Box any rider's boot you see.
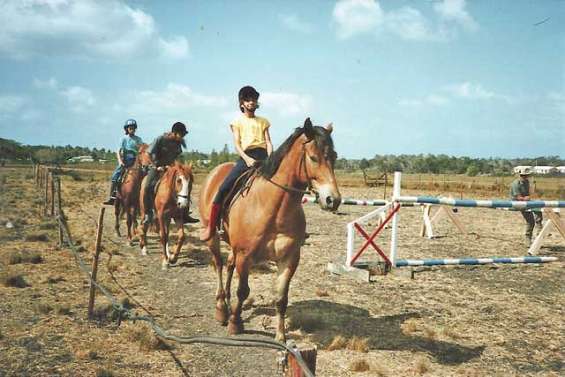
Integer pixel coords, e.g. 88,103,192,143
182,209,200,225
102,181,118,205
199,203,221,241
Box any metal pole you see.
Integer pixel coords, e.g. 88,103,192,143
88,207,105,319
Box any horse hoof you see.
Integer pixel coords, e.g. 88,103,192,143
128,240,133,247
215,305,229,325
227,320,244,335
169,254,179,265
141,246,147,256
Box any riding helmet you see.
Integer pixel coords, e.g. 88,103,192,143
171,122,188,136
123,118,137,130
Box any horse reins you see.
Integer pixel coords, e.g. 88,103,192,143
263,139,315,196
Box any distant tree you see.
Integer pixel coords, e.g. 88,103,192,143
466,164,480,176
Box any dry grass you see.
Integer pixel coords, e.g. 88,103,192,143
401,318,418,335
326,335,348,351
123,323,169,351
1,273,29,288
413,356,431,375
423,326,437,340
441,326,461,339
288,311,322,332
315,287,329,297
23,232,49,242
34,302,53,314
349,358,370,372
347,336,369,352
95,369,114,377
3,250,43,265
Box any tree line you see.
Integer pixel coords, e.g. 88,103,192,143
1,138,563,176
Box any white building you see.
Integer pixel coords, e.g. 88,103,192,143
68,155,94,163
532,166,557,175
556,166,565,174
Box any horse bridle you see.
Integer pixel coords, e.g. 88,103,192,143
263,139,315,196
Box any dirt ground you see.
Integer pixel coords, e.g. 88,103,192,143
0,167,563,377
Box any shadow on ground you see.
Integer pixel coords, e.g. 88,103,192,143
275,299,485,365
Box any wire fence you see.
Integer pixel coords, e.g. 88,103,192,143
34,164,315,377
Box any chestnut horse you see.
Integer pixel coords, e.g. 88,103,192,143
199,118,341,342
114,144,150,245
139,161,194,269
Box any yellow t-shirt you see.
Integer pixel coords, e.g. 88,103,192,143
231,115,270,152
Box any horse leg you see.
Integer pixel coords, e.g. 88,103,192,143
138,221,149,256
224,252,235,308
114,201,121,237
126,207,134,246
274,252,300,343
209,236,229,325
158,214,169,270
228,254,250,335
169,217,184,265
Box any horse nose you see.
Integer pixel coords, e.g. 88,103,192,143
326,195,341,211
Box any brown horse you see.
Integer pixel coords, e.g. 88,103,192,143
114,144,150,246
199,118,341,342
139,161,194,269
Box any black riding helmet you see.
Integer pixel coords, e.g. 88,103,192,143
123,118,137,130
238,86,259,112
171,122,188,136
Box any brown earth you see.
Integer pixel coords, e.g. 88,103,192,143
0,167,563,377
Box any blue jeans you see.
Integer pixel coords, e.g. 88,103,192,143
213,148,268,204
110,154,136,182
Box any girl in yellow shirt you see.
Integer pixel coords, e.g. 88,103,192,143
200,86,273,241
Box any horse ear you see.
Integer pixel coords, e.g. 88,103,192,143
304,117,314,138
325,122,333,134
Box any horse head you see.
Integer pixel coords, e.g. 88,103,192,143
172,161,194,208
301,118,341,212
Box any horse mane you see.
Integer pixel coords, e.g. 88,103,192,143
166,161,194,183
258,125,336,179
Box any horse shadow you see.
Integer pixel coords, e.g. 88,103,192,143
249,299,484,366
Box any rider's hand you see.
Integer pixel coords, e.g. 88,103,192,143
156,166,164,172
244,157,256,168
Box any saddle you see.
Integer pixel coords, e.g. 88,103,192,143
217,167,259,230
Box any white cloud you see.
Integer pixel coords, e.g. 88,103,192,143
61,86,96,112
33,77,59,90
444,82,508,101
128,83,228,116
0,0,189,60
434,0,478,32
332,0,477,41
260,92,312,117
333,0,383,40
279,14,314,33
385,7,443,42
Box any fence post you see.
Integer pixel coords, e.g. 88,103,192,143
286,344,317,377
44,168,50,215
56,177,63,247
88,207,105,319
50,171,55,217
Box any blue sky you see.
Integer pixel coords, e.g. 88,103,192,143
0,0,563,159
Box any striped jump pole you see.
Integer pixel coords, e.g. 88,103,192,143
303,196,389,206
393,196,565,209
388,172,560,269
396,256,558,267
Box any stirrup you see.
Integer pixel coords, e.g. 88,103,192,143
103,197,115,205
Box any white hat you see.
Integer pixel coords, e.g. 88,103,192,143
517,167,532,175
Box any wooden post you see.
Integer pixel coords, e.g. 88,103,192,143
56,177,63,247
88,207,105,319
50,172,55,217
44,168,49,215
286,344,317,377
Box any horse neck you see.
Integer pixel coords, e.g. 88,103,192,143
268,138,308,192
